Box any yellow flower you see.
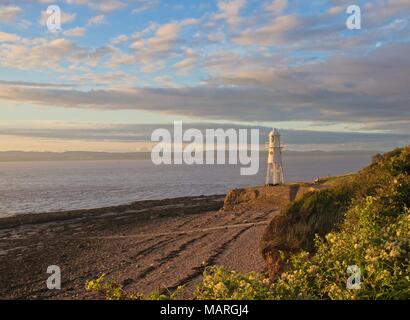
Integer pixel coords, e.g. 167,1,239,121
214,282,227,293
307,266,317,273
389,248,400,258
366,264,376,274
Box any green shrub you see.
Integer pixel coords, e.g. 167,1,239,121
85,274,127,300
195,266,274,300
85,274,182,300
261,179,356,264
271,193,410,299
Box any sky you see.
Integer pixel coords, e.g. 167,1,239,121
0,0,409,152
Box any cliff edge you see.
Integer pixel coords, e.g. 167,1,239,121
223,184,317,213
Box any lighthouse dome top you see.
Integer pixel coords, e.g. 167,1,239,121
269,128,280,136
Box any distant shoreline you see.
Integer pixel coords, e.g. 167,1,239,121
0,150,379,162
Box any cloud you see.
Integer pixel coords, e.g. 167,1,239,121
0,38,74,70
0,5,22,23
86,14,106,26
145,22,182,54
265,0,288,15
0,16,142,72
0,36,111,71
132,0,160,14
66,0,126,12
326,6,344,16
90,0,126,12
110,34,129,45
1,41,409,130
1,122,408,152
0,80,75,88
128,22,182,72
129,18,199,72
213,0,247,28
105,47,135,68
154,76,175,88
63,27,86,37
233,15,300,45
64,71,138,86
365,0,410,21
173,48,198,73
0,31,20,42
207,32,225,43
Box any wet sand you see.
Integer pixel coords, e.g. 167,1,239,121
0,195,278,299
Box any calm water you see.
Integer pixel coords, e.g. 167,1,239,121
0,152,374,217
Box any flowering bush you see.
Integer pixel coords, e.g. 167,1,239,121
85,274,126,300
85,274,181,300
195,266,274,300
271,192,410,299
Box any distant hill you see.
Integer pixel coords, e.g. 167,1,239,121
0,151,151,162
0,150,378,162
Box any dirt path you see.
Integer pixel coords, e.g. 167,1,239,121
0,195,278,299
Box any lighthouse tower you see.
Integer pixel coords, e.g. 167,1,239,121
266,128,285,185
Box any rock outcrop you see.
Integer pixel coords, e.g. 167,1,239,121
223,184,316,213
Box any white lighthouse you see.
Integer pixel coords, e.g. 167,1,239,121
266,128,285,185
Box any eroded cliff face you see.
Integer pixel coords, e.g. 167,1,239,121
223,183,349,278
222,184,318,278
223,184,315,213
260,182,355,279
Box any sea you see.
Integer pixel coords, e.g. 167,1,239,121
0,151,375,217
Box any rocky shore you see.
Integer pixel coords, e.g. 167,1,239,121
0,185,313,299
